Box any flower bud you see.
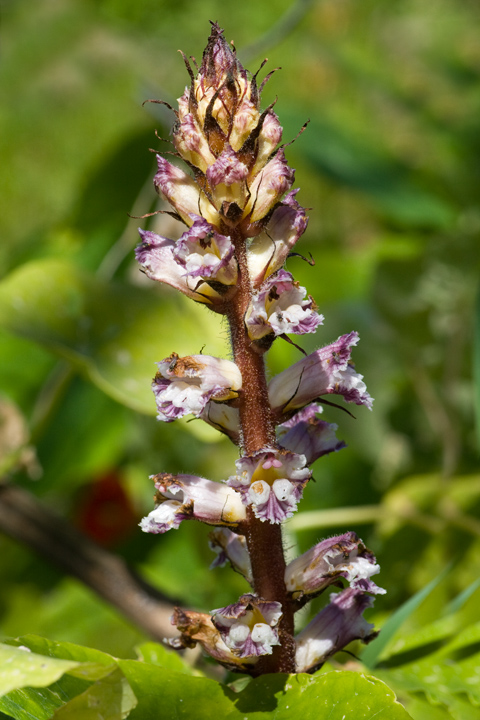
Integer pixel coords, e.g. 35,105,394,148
211,594,282,658
139,473,246,534
269,332,373,418
227,448,311,523
152,353,241,422
295,588,378,673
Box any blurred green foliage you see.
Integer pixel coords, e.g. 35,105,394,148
0,0,479,716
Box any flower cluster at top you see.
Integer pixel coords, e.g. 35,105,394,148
136,23,381,675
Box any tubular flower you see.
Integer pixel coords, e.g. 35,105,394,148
227,449,311,523
152,353,242,422
209,528,253,585
199,401,240,444
247,190,309,288
278,403,346,465
136,229,227,305
173,214,238,287
268,331,373,418
211,594,282,658
139,473,246,534
169,608,256,672
295,588,378,673
285,532,386,601
244,269,323,345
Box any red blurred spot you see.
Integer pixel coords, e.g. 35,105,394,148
75,471,138,547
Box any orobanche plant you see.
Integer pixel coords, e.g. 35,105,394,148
137,22,383,676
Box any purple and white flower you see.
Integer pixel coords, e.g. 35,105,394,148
295,587,378,673
152,352,242,422
211,594,282,658
269,331,373,417
227,449,311,523
278,403,345,465
244,269,323,343
209,528,252,584
285,532,385,600
136,229,229,305
139,473,246,534
247,189,309,287
172,113,216,173
173,214,238,286
206,144,249,211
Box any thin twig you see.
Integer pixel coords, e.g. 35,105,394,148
0,481,177,642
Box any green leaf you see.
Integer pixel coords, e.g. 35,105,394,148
0,643,78,697
0,260,225,414
134,642,194,675
52,668,137,720
116,662,412,720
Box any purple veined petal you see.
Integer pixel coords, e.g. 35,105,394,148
268,332,373,417
152,352,242,422
211,594,282,658
139,473,246,534
244,149,295,224
227,449,311,523
295,587,378,673
278,403,346,465
209,528,253,584
247,190,309,288
284,532,385,599
135,229,224,304
154,155,219,226
170,607,256,672
173,214,238,286
245,269,323,342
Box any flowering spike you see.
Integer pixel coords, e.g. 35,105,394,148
137,25,382,678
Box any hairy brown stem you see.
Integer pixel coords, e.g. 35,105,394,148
226,229,295,674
